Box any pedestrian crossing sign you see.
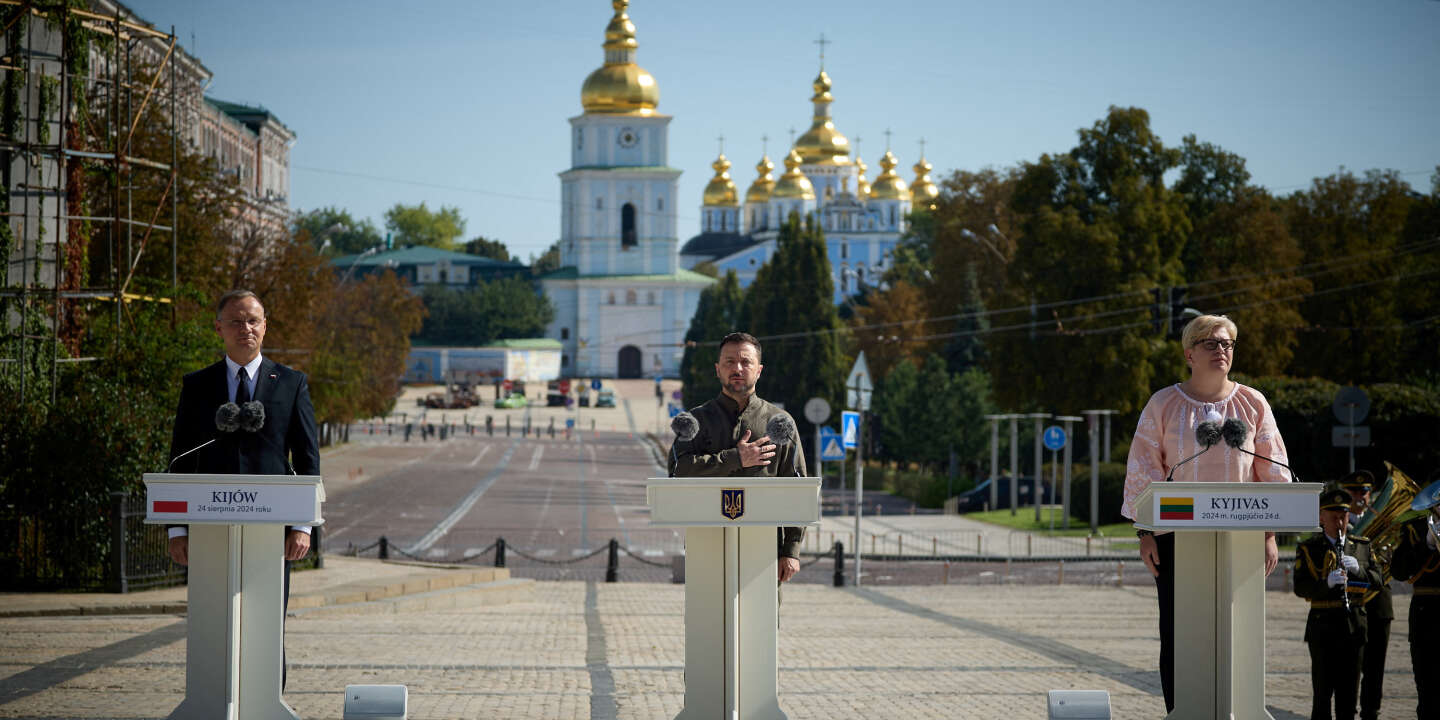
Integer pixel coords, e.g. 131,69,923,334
820,428,846,461
841,411,860,449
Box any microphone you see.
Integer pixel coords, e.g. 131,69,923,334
671,411,699,442
1221,418,1299,482
239,401,265,432
215,402,241,432
765,413,797,447
1164,421,1222,482
168,438,218,471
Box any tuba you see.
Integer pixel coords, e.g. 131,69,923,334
1352,461,1423,603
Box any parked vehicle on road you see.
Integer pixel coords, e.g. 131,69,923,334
594,388,616,408
494,393,528,409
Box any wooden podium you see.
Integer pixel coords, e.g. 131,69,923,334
1132,481,1322,720
144,472,325,720
647,477,821,720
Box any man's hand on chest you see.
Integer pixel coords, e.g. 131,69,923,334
736,430,776,468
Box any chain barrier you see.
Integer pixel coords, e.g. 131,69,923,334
386,541,498,566
347,539,382,557
618,545,672,568
797,551,829,570
507,543,610,565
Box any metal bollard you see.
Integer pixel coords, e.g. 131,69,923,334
313,525,324,569
379,536,389,560
495,538,506,568
1058,560,1065,585
487,416,494,436
833,541,846,587
943,561,950,585
1117,561,1125,587
606,539,619,583
506,417,511,436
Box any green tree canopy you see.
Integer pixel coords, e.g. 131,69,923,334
530,241,562,277
384,202,466,250
678,270,745,409
415,278,555,346
294,207,384,257
463,236,511,262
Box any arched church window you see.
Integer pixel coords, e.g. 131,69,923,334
621,203,638,248
647,291,656,305
889,206,895,226
596,197,604,210
841,242,848,260
657,197,664,211
626,289,637,305
576,128,583,150
561,327,570,340
857,267,865,285
608,292,616,305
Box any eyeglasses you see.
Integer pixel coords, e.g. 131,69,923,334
224,318,265,330
1193,339,1235,352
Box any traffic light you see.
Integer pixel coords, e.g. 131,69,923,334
1151,287,1166,335
1168,285,1191,339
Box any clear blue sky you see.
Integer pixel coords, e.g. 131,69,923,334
127,0,1440,262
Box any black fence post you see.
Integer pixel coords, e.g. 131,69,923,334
506,417,511,436
487,415,493,436
110,492,128,594
833,541,845,587
312,525,324,569
606,538,619,583
495,537,507,568
379,536,389,560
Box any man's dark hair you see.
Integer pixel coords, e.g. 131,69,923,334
216,289,263,319
718,331,761,362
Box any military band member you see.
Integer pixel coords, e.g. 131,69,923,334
1294,486,1382,720
1341,470,1392,720
1389,472,1440,720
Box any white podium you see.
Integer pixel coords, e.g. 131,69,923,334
646,477,821,720
144,472,325,720
1132,481,1321,720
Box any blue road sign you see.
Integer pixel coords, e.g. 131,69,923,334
566,418,576,429
591,378,602,391
841,411,860,449
654,374,663,384
1043,425,1068,451
668,403,681,418
820,427,847,461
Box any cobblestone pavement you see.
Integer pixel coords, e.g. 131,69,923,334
0,582,1418,719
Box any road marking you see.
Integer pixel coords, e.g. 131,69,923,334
535,549,556,557
467,446,492,467
402,440,519,556
528,444,545,471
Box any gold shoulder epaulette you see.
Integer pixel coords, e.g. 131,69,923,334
1352,535,1371,544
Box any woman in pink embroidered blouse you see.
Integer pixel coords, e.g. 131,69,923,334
1121,314,1291,712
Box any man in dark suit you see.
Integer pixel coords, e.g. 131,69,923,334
167,289,319,687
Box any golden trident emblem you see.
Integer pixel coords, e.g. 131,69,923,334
721,488,744,520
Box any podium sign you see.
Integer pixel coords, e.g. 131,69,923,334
144,473,324,720
1134,481,1321,720
647,477,820,720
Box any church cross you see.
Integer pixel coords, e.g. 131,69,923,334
761,134,769,155
884,128,892,151
919,137,926,158
814,33,830,69
717,134,725,155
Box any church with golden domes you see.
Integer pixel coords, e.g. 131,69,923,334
680,66,940,304
537,0,714,378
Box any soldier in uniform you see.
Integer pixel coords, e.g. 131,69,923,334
670,332,806,582
1389,472,1440,720
1294,485,1382,720
1340,470,1392,720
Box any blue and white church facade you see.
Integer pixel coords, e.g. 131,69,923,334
679,70,942,305
538,0,712,378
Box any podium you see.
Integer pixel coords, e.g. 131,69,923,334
144,472,325,720
646,477,821,720
1132,481,1321,720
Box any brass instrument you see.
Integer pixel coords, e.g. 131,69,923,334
1351,461,1423,603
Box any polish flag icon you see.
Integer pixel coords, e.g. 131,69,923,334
153,500,187,513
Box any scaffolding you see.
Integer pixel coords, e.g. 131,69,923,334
0,0,181,406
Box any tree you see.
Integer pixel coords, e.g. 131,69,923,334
414,278,554,346
847,279,932,380
384,202,465,249
925,167,1021,326
942,263,990,374
463,236,511,262
294,207,383,257
678,270,745,409
744,213,845,443
531,241,562,276
1281,170,1414,382
988,106,1191,415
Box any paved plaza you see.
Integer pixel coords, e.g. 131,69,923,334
0,570,1420,719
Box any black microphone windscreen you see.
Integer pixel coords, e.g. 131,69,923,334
240,401,266,432
1222,418,1248,449
766,413,797,446
671,411,699,442
215,402,241,432
1195,421,1222,448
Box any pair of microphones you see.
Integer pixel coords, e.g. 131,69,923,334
670,410,797,446
1165,416,1299,482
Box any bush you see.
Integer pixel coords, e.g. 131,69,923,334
1065,461,1129,527
879,463,977,509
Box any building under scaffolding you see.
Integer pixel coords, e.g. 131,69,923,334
0,0,293,406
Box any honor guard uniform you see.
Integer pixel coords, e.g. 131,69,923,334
1294,486,1382,720
1389,474,1440,720
1341,470,1392,720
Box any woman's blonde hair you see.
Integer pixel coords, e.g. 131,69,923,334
1181,314,1238,349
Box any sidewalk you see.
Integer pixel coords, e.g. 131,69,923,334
0,555,532,619
0,581,1417,719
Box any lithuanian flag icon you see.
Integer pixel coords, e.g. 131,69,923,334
1159,497,1194,520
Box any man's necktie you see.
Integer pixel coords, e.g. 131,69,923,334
236,367,250,404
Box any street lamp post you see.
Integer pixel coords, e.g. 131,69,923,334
960,227,1006,263
340,246,381,285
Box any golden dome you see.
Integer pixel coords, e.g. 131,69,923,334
745,155,776,204
580,1,659,115
855,156,871,197
910,156,939,208
702,154,738,206
792,70,851,166
770,150,815,200
868,151,909,200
